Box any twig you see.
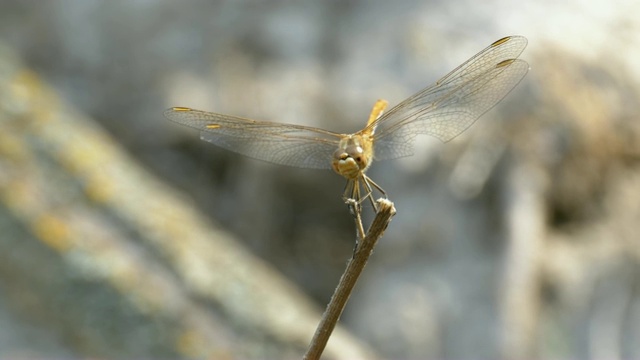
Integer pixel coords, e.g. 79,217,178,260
304,199,396,360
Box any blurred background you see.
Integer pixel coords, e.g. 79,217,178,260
1,0,639,359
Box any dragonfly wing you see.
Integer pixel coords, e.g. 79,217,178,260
429,36,527,95
371,36,529,160
164,108,341,169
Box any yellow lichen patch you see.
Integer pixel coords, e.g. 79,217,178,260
57,147,93,175
9,70,41,110
0,132,28,161
32,214,72,251
84,173,115,204
0,179,34,213
56,136,113,177
12,70,61,124
176,329,209,359
110,263,142,296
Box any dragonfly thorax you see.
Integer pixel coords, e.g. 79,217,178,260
331,134,373,180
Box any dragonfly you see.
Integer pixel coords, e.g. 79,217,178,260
165,35,529,212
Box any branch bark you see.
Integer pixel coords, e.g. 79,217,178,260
304,199,396,360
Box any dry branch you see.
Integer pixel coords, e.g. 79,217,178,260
305,199,396,360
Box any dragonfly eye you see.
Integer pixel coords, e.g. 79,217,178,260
345,144,363,156
343,144,369,169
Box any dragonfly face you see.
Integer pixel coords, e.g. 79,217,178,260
165,35,529,210
331,134,374,180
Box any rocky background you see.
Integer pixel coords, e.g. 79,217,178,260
0,1,639,359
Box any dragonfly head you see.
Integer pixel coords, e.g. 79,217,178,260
331,135,373,180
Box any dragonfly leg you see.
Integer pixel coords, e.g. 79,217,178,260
351,179,363,215
360,176,379,212
361,174,388,213
343,180,365,243
364,175,387,199
342,179,353,203
343,180,362,216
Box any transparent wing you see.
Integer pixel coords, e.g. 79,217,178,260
164,108,342,169
370,35,529,160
